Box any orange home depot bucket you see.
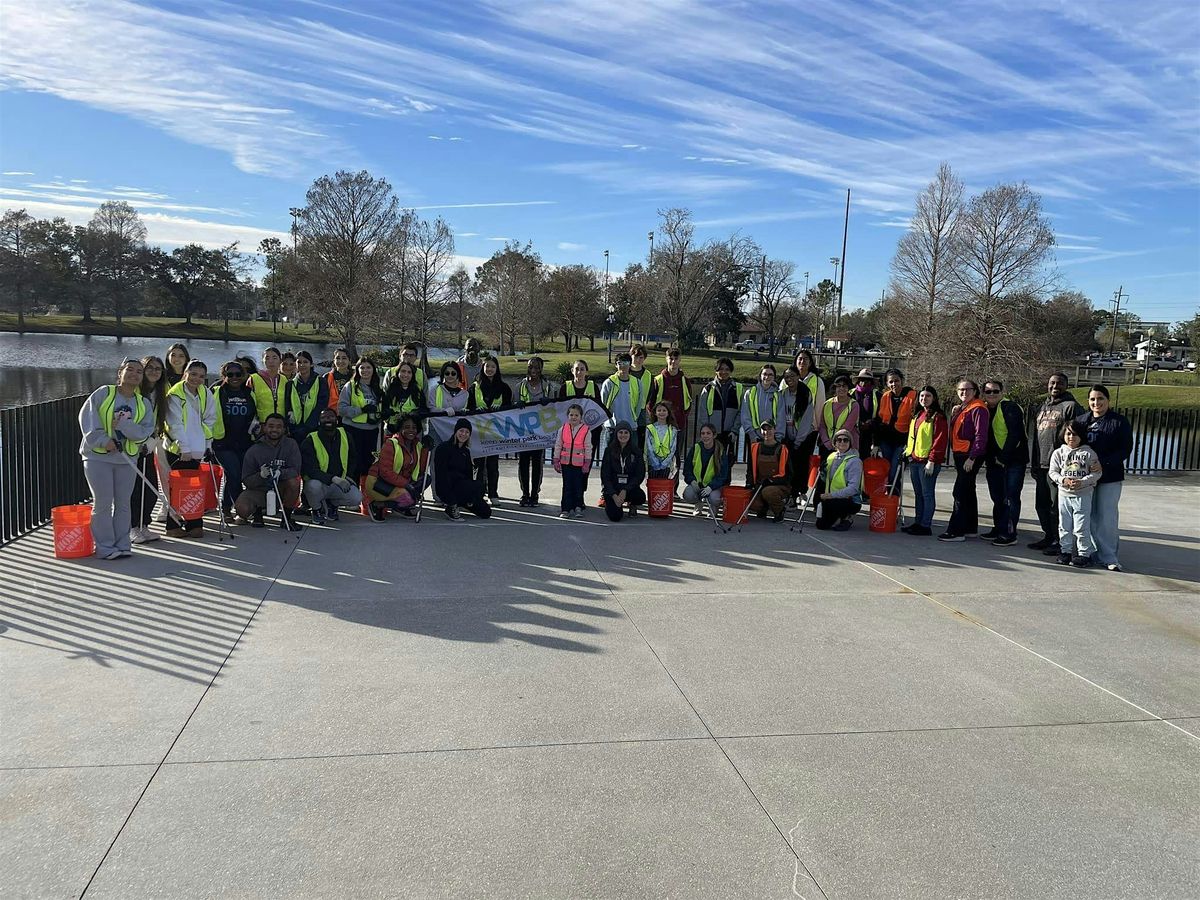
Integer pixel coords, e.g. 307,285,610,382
869,492,900,533
646,478,674,518
722,485,752,525
862,457,889,497
169,469,207,521
198,462,224,511
52,504,94,559
807,454,822,490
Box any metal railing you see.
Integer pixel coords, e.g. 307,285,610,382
1123,406,1200,474
1,394,90,546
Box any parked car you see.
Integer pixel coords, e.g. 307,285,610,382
734,340,770,352
1148,357,1187,371
863,347,888,357
1091,356,1125,368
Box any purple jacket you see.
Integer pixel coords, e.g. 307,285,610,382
951,402,989,460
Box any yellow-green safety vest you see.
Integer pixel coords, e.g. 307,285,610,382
605,374,641,413
289,377,321,427
654,372,691,411
746,386,778,430
346,382,372,424
472,382,504,410
824,452,858,493
563,380,598,400
691,444,717,486
249,372,290,422
646,424,676,461
519,379,550,402
906,413,937,460
822,399,851,437
95,386,148,456
165,380,213,454
306,429,349,475
705,381,742,415
386,437,423,478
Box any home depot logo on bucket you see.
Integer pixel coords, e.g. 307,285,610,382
177,488,205,519
58,526,86,554
870,504,888,530
650,491,671,513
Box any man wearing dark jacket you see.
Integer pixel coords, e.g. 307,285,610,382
1027,373,1084,554
236,413,303,530
301,408,362,525
982,380,1028,545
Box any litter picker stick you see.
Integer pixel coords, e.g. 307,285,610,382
790,454,822,533
208,460,232,541
736,482,765,532
120,450,185,526
703,492,729,534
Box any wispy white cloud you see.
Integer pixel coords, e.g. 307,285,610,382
1057,248,1157,268
486,236,511,242
694,208,836,229
2,171,34,176
454,231,479,237
543,161,756,196
409,201,555,210
557,241,586,251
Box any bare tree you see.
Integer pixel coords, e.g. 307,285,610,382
406,214,454,344
293,170,403,360
88,200,147,329
0,209,34,330
946,181,1056,378
445,266,473,348
745,256,799,356
473,242,541,354
884,162,964,378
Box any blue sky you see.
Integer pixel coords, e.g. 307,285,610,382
1,0,1197,323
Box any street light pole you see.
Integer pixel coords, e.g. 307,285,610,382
604,250,611,361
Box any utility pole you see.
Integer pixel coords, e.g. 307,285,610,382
758,254,768,354
1108,285,1125,355
836,188,850,325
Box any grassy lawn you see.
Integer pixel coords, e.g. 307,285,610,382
1109,384,1200,410
0,313,332,343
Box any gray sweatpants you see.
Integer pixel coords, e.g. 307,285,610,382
304,478,363,509
83,457,138,556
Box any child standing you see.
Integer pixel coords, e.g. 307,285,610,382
1048,420,1102,567
553,404,592,519
644,402,678,480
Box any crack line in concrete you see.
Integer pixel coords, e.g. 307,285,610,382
802,531,1200,745
76,532,305,899
569,535,829,900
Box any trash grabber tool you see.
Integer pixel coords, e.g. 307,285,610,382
120,450,185,526
790,453,822,532
207,460,232,541
703,492,729,534
736,482,765,532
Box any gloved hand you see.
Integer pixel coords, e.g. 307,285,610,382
363,402,378,415
924,461,935,476
202,448,215,464
259,464,272,480
700,486,712,499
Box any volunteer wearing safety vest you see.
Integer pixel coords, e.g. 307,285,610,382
648,348,692,464
247,347,295,425
364,413,429,521
427,362,469,420
468,355,512,503
644,402,678,479
381,361,426,431
433,418,492,522
793,350,826,459
940,379,989,542
211,360,256,520
164,359,218,539
697,358,741,464
981,379,1029,546
78,359,155,559
741,364,782,444
601,354,642,451
516,356,556,506
853,369,881,459
902,385,948,536
553,403,593,518
382,343,429,402
130,355,168,545
324,348,353,410
746,418,790,521
872,368,917,493
780,365,814,500
458,338,485,388
338,357,384,480
301,408,362,525
682,423,731,517
289,350,328,445
817,375,860,455
237,413,303,531
600,421,645,521
816,429,864,531
628,343,653,447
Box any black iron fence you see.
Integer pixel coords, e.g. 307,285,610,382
1,393,90,546
1,388,1197,546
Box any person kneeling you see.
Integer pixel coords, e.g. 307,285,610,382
601,421,645,521
433,418,491,522
682,423,729,517
816,429,863,531
301,408,362,525
366,414,429,521
746,419,790,522
236,413,303,531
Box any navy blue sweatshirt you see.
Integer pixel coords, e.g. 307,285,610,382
1076,410,1133,483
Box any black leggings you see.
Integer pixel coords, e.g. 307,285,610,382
603,486,645,521
440,474,492,518
475,456,499,496
346,426,379,481
518,450,543,498
130,451,158,528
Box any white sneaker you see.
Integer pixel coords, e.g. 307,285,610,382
131,527,158,544
692,505,703,517
559,511,571,519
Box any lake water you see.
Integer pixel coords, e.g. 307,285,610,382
0,333,455,408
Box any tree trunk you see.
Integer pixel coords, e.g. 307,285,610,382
563,331,571,351
588,334,595,351
224,311,231,341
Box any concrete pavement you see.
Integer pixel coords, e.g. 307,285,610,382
2,466,1198,898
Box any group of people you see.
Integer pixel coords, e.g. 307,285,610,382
77,339,1134,571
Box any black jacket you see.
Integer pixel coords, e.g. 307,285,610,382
300,428,353,483
600,443,645,495
433,439,475,488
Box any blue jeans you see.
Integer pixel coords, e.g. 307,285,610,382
1090,481,1123,566
986,463,1026,538
878,439,905,495
1058,493,1095,555
909,462,941,527
214,448,246,511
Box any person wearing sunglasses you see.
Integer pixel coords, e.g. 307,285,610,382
980,379,1029,546
129,355,168,543
601,354,642,452
853,368,880,459
815,429,863,531
211,360,256,518
940,379,989,542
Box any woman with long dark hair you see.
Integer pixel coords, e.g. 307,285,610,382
338,357,383,479
600,421,646,521
163,342,189,387
211,360,256,518
382,361,426,431
940,379,988,542
129,355,168,543
288,350,328,444
1077,385,1133,571
468,355,512,502
902,385,948,536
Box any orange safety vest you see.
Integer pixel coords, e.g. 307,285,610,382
950,398,987,454
558,422,589,467
879,387,916,434
749,441,789,481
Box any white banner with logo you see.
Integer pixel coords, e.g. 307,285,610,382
425,398,610,458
